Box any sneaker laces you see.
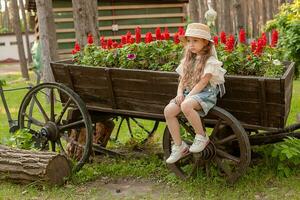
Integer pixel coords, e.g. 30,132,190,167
170,145,180,156
193,135,206,146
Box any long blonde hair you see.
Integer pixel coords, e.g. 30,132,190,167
180,42,212,89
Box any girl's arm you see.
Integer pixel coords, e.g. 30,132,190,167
177,77,184,95
187,74,212,96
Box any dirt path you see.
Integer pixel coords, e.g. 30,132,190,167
0,63,21,75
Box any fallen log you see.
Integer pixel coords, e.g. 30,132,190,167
0,145,71,185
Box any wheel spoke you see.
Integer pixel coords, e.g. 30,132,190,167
23,113,45,127
32,94,49,122
55,98,72,124
50,88,55,122
59,119,85,131
214,156,233,178
57,139,66,155
211,119,223,137
215,134,237,145
216,149,240,163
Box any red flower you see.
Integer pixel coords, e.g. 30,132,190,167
254,38,264,56
178,27,185,36
271,29,279,47
155,27,162,40
220,32,226,44
74,42,80,52
126,31,132,44
135,26,141,43
129,38,135,44
87,34,94,44
225,34,235,52
145,32,153,43
121,35,127,44
239,29,246,44
173,33,180,44
261,32,267,47
112,41,118,48
251,40,257,52
213,36,218,46
164,27,170,40
107,38,113,49
161,34,165,40
72,49,77,55
100,36,105,45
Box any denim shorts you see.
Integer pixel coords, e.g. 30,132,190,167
171,84,219,117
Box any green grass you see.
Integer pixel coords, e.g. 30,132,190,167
0,73,299,199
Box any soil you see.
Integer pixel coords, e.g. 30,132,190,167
0,62,21,75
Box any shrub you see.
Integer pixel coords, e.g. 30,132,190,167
265,1,300,78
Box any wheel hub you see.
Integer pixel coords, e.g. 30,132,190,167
40,121,59,141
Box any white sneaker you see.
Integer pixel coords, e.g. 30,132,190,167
189,134,209,153
166,141,189,164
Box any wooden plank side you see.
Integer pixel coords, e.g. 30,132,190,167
283,62,295,126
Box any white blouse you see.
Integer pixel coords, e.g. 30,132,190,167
175,56,226,88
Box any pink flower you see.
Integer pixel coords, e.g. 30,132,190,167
239,29,246,44
127,54,136,60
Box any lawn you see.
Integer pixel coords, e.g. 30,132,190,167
0,73,299,200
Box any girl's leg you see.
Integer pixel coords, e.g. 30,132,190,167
164,102,182,145
180,98,205,135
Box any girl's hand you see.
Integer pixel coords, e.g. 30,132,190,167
175,94,185,105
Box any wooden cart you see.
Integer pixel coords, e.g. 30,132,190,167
17,60,299,183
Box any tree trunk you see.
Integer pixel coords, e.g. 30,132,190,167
11,0,29,80
188,0,199,23
0,145,71,185
221,0,232,33
72,0,99,49
35,0,58,83
4,0,11,32
19,0,32,63
233,0,244,31
198,0,208,24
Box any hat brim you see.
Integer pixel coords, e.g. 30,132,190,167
179,35,214,45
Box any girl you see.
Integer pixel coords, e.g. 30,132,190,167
164,23,226,164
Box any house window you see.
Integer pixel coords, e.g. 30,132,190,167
0,42,5,46
10,41,17,45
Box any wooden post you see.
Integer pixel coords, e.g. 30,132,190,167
35,0,58,83
11,0,29,80
0,145,71,185
19,0,32,63
72,0,99,49
198,0,208,24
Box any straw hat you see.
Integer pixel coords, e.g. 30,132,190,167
180,23,214,44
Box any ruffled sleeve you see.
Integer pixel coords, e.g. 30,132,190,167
175,64,183,76
202,56,227,87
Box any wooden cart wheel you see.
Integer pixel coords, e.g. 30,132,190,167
113,116,159,143
163,106,251,183
18,82,93,173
